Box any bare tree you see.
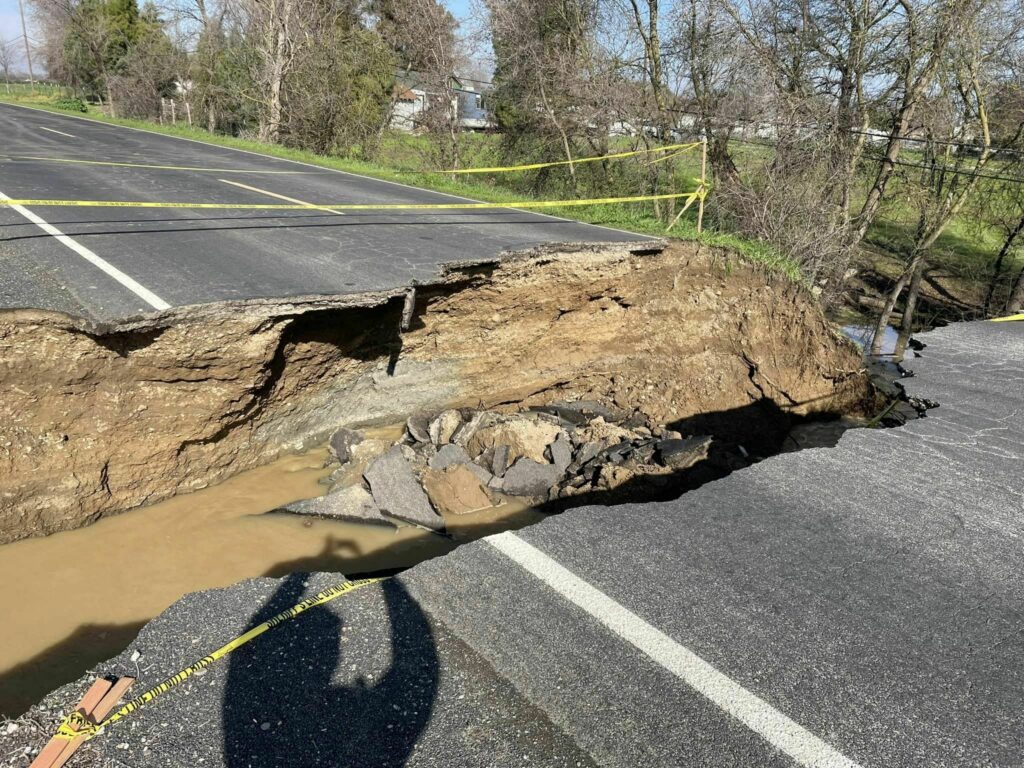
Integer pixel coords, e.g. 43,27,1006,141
488,0,608,187
237,0,319,142
980,173,1024,314
870,1,1024,354
674,0,741,181
852,0,974,246
0,38,15,92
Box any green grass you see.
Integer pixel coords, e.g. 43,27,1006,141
0,90,802,282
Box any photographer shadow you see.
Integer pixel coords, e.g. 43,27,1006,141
223,573,439,768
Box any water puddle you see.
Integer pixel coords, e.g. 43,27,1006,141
0,427,542,717
841,324,899,356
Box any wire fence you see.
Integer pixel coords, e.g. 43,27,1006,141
1,81,72,98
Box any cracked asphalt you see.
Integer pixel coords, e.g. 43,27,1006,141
0,101,650,321
19,319,1023,767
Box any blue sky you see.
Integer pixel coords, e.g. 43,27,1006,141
444,0,472,20
1,0,28,68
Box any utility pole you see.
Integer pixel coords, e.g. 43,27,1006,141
17,0,35,90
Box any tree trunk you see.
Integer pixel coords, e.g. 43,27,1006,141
106,81,116,119
259,1,290,144
261,59,285,143
894,260,925,360
1007,265,1024,313
984,213,1024,314
869,249,924,356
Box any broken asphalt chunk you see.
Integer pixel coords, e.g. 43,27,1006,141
364,447,445,530
655,436,712,469
501,457,564,497
278,485,393,526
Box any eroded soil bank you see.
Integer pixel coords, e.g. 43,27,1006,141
1,240,871,544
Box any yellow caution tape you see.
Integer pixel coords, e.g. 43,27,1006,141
53,577,384,741
11,156,311,174
0,190,700,212
444,142,703,174
991,313,1024,322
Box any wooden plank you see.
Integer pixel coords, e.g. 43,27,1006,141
47,677,135,768
29,679,113,768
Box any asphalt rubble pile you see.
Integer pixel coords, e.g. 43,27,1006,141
277,401,722,532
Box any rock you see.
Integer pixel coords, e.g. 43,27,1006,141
631,439,657,463
550,399,624,422
602,440,634,464
450,410,495,446
279,485,393,526
491,444,510,476
429,409,463,445
569,440,603,472
528,404,589,426
467,418,561,464
349,438,390,467
655,436,712,469
429,443,473,471
463,462,493,486
595,464,640,491
575,417,636,445
405,413,432,444
364,447,445,530
398,442,431,471
548,433,573,473
422,465,494,515
621,412,648,430
501,457,563,497
529,410,579,431
329,428,364,463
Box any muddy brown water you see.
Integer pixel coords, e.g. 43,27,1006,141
0,429,543,717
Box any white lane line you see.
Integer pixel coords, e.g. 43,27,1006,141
486,531,861,768
218,178,345,215
39,126,76,139
0,188,170,310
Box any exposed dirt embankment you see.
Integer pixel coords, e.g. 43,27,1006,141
0,241,869,543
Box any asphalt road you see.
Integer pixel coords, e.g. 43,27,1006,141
25,319,1023,767
0,101,647,321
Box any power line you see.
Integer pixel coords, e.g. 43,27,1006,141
716,133,1024,186
863,154,1024,185
664,105,1024,158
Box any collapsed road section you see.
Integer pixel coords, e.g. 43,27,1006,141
0,240,873,544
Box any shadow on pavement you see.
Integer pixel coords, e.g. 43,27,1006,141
0,620,148,718
223,573,439,768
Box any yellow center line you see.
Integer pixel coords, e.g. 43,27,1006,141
217,178,346,215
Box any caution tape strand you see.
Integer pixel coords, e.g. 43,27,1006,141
0,190,703,212
54,577,385,742
443,142,702,174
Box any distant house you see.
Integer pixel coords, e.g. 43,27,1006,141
390,72,495,132
455,84,495,131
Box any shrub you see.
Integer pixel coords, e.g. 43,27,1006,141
53,97,88,113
